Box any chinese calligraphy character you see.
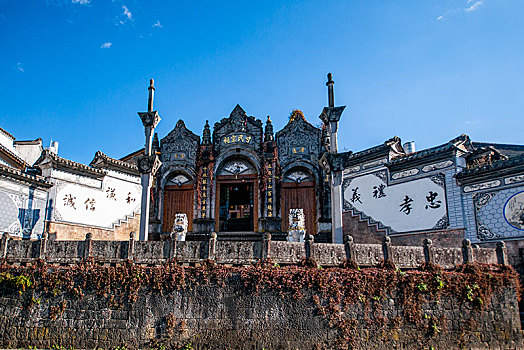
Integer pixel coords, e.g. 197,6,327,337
373,184,386,198
245,136,251,143
350,187,362,204
231,135,237,143
399,195,413,215
202,179,207,185
106,187,116,201
300,147,305,153
292,148,297,154
238,134,244,142
425,191,442,209
84,198,96,211
63,194,76,209
126,192,136,204
223,136,230,144
268,204,273,210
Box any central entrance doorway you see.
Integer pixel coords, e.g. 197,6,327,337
218,182,254,231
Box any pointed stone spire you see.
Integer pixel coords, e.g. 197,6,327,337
202,120,211,145
152,133,160,153
264,116,274,142
326,73,334,108
148,78,155,112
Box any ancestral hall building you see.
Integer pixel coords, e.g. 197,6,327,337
121,105,333,241
3,74,524,268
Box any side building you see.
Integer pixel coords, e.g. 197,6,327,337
323,135,524,267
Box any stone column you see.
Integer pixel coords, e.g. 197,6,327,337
137,79,161,241
320,73,346,244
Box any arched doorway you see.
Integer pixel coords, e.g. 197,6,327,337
214,158,259,232
281,168,317,235
162,173,194,233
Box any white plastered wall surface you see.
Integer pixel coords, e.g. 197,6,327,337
51,169,141,229
343,172,447,233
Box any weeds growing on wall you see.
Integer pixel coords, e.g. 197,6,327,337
0,258,518,349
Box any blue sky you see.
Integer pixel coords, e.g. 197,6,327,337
1,0,523,164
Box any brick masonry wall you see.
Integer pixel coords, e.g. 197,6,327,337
343,212,466,248
0,280,520,350
45,214,139,241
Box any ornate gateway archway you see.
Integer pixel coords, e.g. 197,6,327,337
162,173,194,233
214,157,259,232
281,167,317,235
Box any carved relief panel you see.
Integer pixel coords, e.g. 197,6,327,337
212,105,263,156
160,120,200,169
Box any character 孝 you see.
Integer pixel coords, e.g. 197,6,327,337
399,195,414,215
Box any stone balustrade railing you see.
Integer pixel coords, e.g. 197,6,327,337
0,232,508,269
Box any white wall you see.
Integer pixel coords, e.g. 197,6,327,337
52,171,141,229
343,172,447,233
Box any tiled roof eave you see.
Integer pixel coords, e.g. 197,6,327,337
387,146,458,171
91,151,139,176
36,150,105,178
0,143,27,168
455,155,524,185
0,163,53,188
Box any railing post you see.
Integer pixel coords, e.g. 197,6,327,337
38,232,48,260
423,238,434,265
344,235,356,262
208,232,217,260
83,233,92,259
0,233,9,259
128,232,135,261
169,231,177,260
462,239,474,264
261,232,271,260
496,241,508,266
305,234,314,259
382,236,392,262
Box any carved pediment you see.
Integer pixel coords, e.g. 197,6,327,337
276,111,321,167
160,120,200,166
213,105,263,154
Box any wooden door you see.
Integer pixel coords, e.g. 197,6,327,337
281,182,316,235
163,185,194,232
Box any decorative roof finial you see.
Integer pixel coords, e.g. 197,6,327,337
264,116,274,142
326,73,334,108
148,78,155,112
202,120,211,145
152,133,160,154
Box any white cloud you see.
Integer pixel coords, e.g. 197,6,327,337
15,62,24,73
122,5,132,20
100,42,112,49
465,1,483,12
72,0,90,4
436,15,444,21
152,20,162,28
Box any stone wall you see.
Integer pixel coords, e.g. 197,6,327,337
0,232,504,269
0,270,520,350
45,213,140,241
